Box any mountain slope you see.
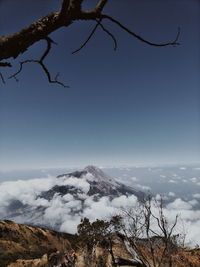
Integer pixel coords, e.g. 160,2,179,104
54,165,144,199
1,220,200,267
1,166,144,232
0,220,73,267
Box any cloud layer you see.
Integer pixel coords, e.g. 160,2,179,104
0,174,200,246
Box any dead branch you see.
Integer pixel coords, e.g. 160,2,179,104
0,72,5,84
95,0,108,13
101,14,180,47
97,20,117,50
9,38,69,88
72,20,102,54
118,197,181,267
0,0,181,86
59,0,70,17
72,18,117,54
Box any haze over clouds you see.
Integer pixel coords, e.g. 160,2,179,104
0,172,200,246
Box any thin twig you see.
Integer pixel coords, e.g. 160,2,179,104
101,14,180,47
9,38,69,88
72,20,102,54
40,62,67,87
174,26,181,44
97,19,117,50
9,60,34,80
0,72,5,84
72,18,117,54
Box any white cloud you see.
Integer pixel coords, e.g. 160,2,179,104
169,179,177,184
168,192,175,197
0,177,54,208
160,175,166,178
0,175,142,234
63,193,74,202
0,175,200,246
60,216,81,233
155,194,162,201
130,177,137,182
135,184,151,191
111,195,137,208
62,177,90,193
190,177,198,183
188,199,198,206
193,194,200,199
167,198,192,210
179,167,187,170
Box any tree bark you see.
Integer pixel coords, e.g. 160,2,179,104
0,0,101,62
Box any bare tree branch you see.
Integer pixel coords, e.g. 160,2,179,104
40,62,67,87
72,18,117,54
97,20,117,50
95,0,108,13
169,214,179,237
0,0,181,86
68,0,84,15
101,14,180,47
9,38,69,88
59,0,70,17
117,197,181,267
0,1,181,62
72,20,101,54
174,27,181,43
8,60,31,81
0,72,5,84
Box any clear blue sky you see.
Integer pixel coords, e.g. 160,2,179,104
0,0,199,170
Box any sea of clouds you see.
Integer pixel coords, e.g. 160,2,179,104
0,173,200,246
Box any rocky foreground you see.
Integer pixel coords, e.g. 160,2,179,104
0,220,200,267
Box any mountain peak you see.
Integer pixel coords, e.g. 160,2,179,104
83,165,118,185
84,165,104,176
84,165,99,171
3,166,145,232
